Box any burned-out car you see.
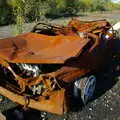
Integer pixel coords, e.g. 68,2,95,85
0,19,119,115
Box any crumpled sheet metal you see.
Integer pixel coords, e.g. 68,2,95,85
68,19,110,33
0,19,117,115
0,86,67,115
0,19,111,64
0,33,90,64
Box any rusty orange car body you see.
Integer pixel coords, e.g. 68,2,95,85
0,19,117,115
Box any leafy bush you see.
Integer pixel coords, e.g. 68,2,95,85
0,0,120,26
46,0,81,17
0,1,12,25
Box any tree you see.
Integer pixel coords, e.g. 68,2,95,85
64,0,80,14
0,0,12,25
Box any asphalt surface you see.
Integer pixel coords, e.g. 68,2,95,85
0,11,120,120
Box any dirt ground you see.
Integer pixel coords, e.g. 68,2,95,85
0,11,120,120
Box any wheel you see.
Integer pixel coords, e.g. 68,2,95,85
73,75,96,105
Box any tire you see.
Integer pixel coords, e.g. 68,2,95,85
73,75,96,105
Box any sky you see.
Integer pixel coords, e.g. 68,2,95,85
112,0,120,3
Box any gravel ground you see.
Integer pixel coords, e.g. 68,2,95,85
0,11,120,120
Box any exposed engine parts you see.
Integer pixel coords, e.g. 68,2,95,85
30,83,44,95
15,63,42,78
1,62,61,95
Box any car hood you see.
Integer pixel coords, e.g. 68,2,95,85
0,32,90,64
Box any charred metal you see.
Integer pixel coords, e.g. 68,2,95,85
0,19,118,115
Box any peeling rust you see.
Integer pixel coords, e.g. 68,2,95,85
0,19,117,115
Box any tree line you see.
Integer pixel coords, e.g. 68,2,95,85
0,0,120,26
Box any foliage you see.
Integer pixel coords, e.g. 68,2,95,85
90,0,106,11
46,0,81,17
46,0,65,17
0,0,120,27
7,0,48,34
64,0,81,14
0,0,12,25
79,0,93,12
